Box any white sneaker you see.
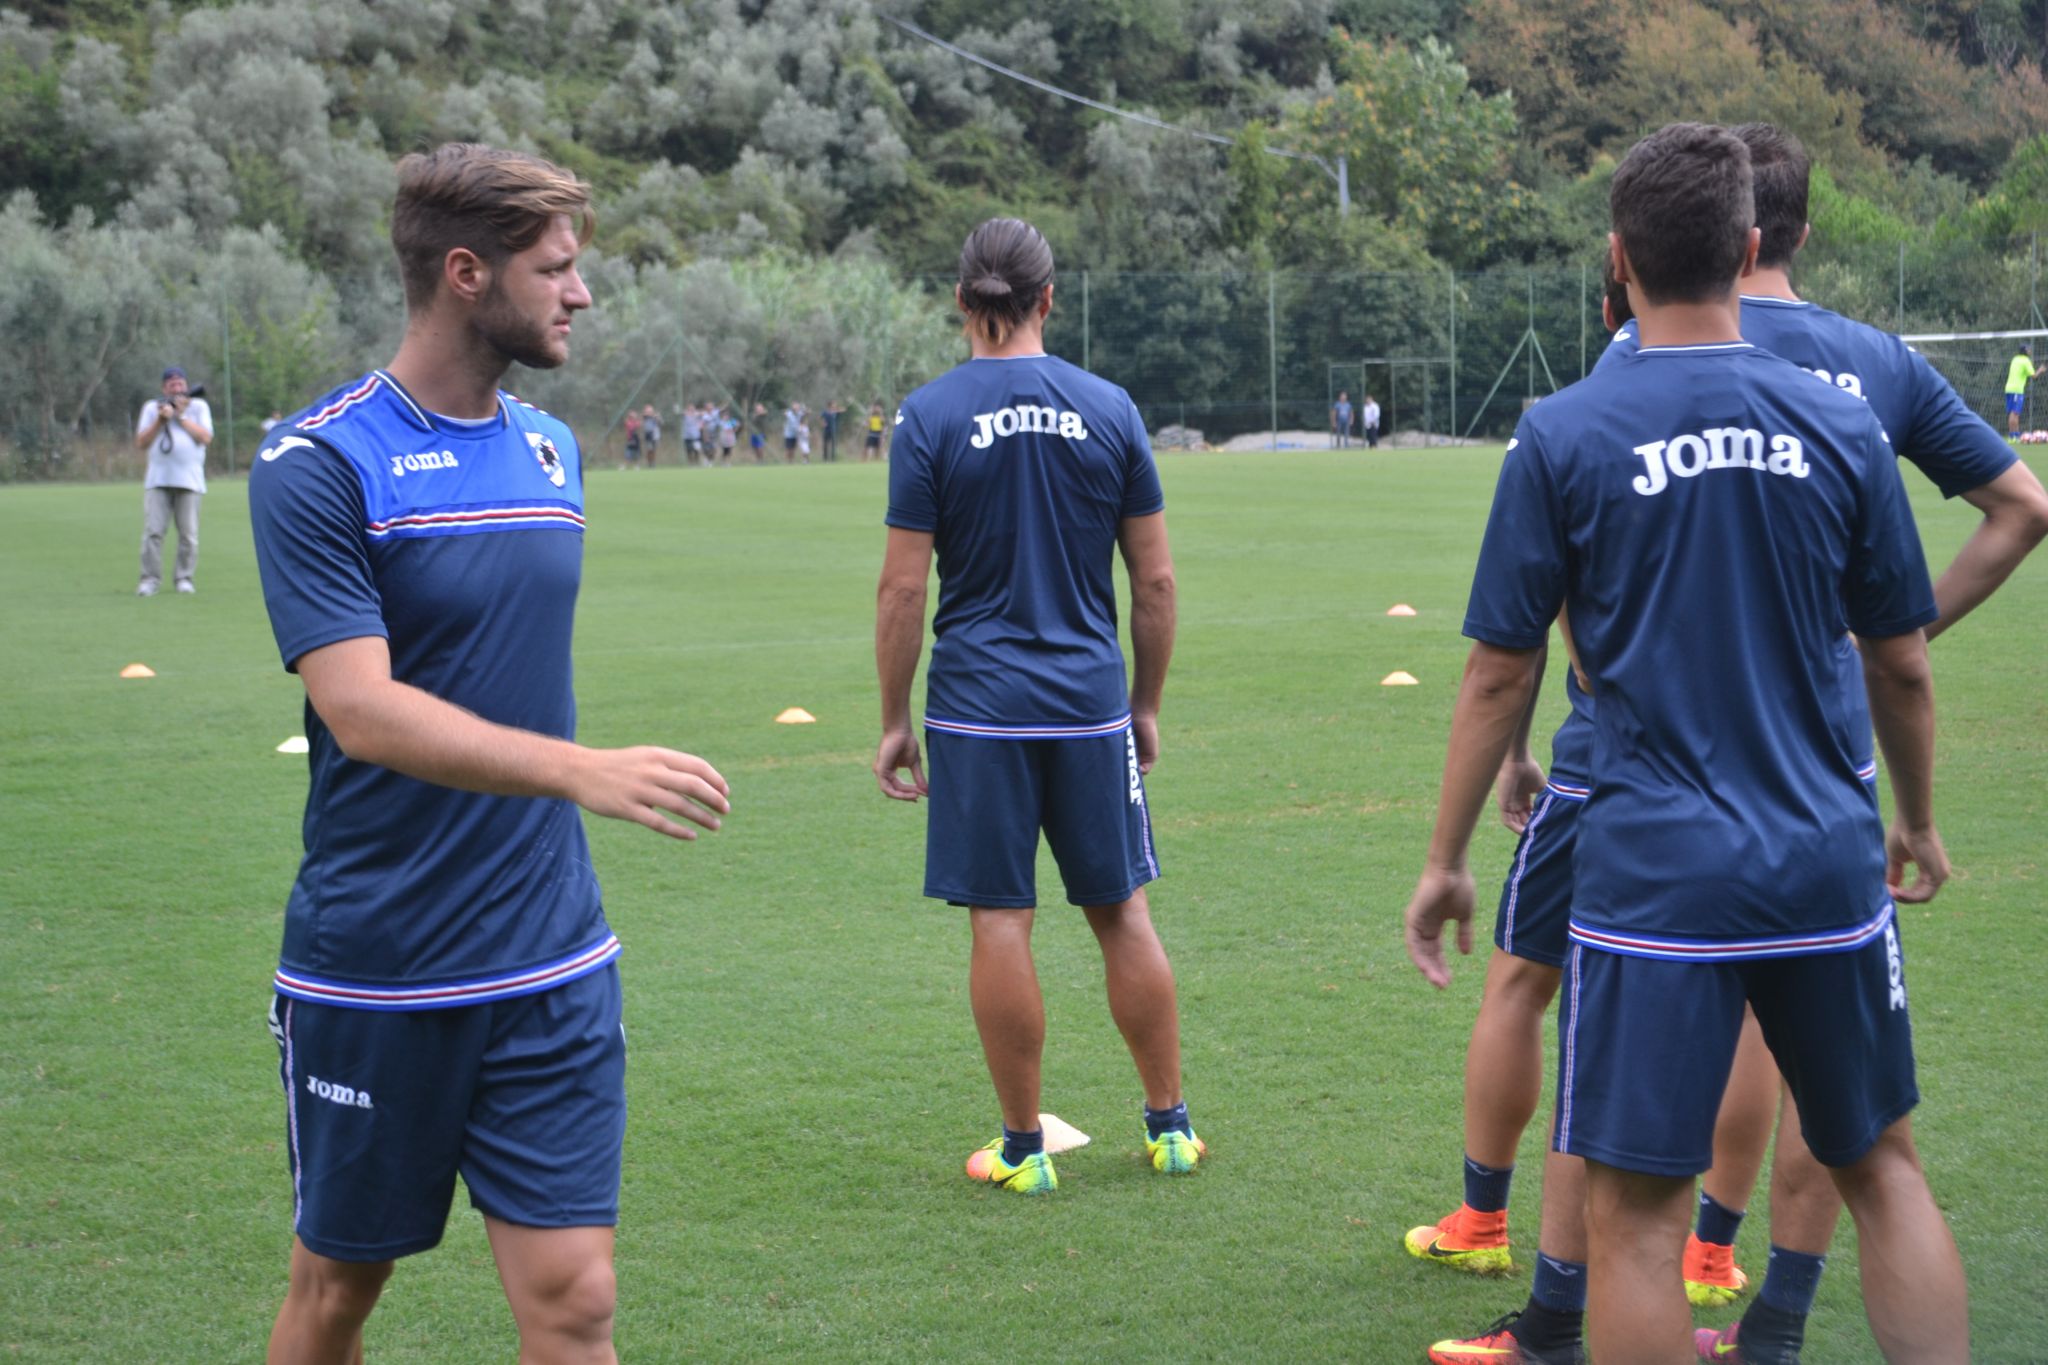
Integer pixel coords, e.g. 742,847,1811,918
174,580,195,594
137,581,159,597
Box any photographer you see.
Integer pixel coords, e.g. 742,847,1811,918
134,365,212,596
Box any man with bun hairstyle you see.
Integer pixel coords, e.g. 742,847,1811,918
249,143,731,1363
875,217,1200,1193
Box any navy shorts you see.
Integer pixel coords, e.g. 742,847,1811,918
923,724,1160,908
1555,917,1916,1177
1492,785,1584,967
269,964,626,1262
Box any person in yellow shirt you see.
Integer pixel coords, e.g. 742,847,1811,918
2007,342,2036,437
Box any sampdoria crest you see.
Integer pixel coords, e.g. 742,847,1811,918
528,431,567,488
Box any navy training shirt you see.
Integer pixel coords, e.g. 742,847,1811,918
1466,343,1936,959
249,371,615,1010
886,354,1165,736
1550,297,2014,791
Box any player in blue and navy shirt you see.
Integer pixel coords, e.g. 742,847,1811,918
1401,125,1968,1364
1596,122,2039,1365
250,145,730,1363
874,218,1200,1194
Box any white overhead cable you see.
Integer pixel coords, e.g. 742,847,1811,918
875,10,1325,168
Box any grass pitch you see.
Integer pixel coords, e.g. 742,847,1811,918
1,449,2042,1361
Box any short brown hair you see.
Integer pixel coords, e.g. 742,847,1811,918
391,143,595,308
1610,123,1753,306
958,218,1054,348
1729,124,1810,269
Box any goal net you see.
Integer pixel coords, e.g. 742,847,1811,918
1899,328,2048,432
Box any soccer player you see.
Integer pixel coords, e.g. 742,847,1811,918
874,216,1199,1194
1332,389,1354,448
1404,123,1968,1364
249,144,731,1365
2007,342,2035,437
1603,123,2048,1365
1413,123,2046,1365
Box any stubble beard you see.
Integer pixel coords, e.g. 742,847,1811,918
475,281,567,371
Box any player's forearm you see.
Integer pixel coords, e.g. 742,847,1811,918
1505,642,1548,762
317,675,592,800
1862,636,1936,831
875,584,926,732
1127,574,1176,716
1427,643,1541,869
1929,463,2048,639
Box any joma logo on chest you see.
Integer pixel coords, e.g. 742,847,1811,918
389,449,461,477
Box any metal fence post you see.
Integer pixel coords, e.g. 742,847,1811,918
1082,270,1091,372
1268,269,1278,451
1579,261,1588,379
1897,242,1906,330
220,286,236,475
1447,268,1457,443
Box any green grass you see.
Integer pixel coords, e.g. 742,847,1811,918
1,450,2043,1362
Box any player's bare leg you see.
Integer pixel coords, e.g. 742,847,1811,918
487,1220,618,1365
968,907,1045,1131
1463,951,1561,1167
267,1238,392,1365
1764,1084,1845,1252
1582,1160,1693,1364
1828,1116,1969,1364
1684,1008,1775,1304
1082,890,1181,1109
1535,1145,1588,1264
1701,1009,1776,1209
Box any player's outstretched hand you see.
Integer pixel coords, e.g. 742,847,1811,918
1886,821,1949,904
1496,757,1545,834
874,728,927,801
571,746,730,841
1404,862,1476,990
1132,712,1161,774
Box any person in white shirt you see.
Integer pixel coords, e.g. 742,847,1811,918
135,365,213,595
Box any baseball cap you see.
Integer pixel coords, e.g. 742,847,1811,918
162,365,186,381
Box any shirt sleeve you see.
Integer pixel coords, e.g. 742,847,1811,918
248,432,388,671
1462,425,1568,649
136,402,156,437
1119,394,1165,517
1896,348,2014,498
884,404,938,532
1843,422,1939,639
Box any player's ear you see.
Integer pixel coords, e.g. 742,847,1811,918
954,283,968,316
1038,282,1053,320
1795,222,1811,253
1606,232,1629,286
1737,226,1761,280
444,247,489,306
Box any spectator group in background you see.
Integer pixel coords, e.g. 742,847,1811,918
617,396,892,467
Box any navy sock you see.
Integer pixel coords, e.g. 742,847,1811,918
1511,1257,1586,1355
1144,1101,1189,1139
1462,1154,1514,1214
1530,1252,1588,1314
1696,1191,1747,1247
1736,1300,1809,1365
1756,1244,1827,1316
1000,1126,1043,1168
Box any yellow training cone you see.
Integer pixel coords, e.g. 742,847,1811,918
276,736,310,754
775,707,817,724
1381,671,1420,686
119,663,155,679
1386,603,1418,617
